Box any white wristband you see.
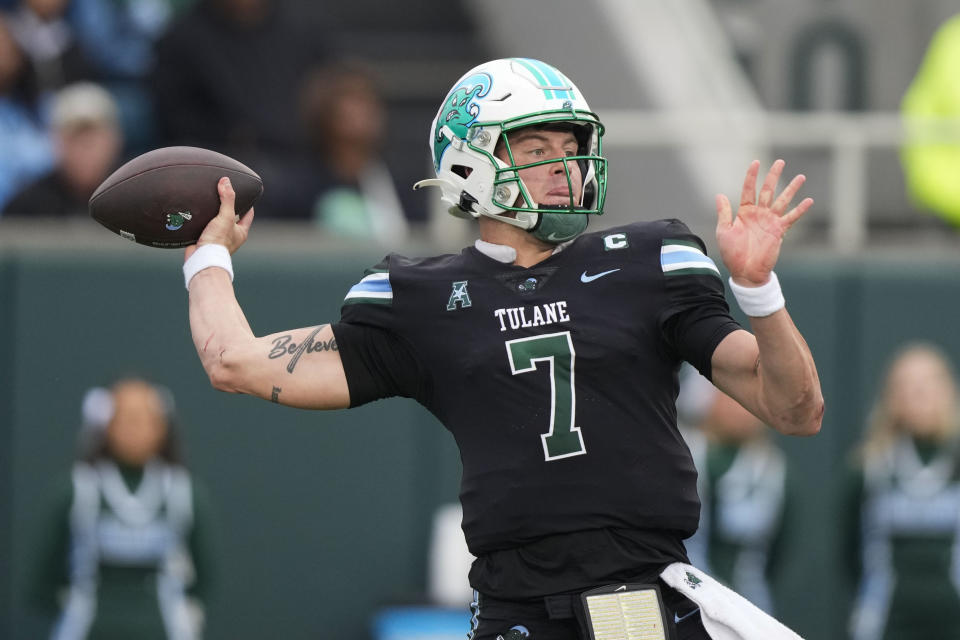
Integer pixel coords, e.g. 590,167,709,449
183,244,234,290
728,271,785,317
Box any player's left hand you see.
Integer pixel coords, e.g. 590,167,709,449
715,159,813,286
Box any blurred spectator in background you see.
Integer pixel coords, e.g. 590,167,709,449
68,0,197,154
845,343,960,640
296,62,408,242
901,13,960,227
0,14,54,213
151,0,330,218
28,377,216,640
3,0,94,96
679,369,789,616
4,82,122,217
70,0,192,78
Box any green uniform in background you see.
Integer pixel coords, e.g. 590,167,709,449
684,435,788,614
845,436,960,640
28,460,215,640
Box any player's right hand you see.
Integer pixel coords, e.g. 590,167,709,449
715,159,812,287
185,177,255,261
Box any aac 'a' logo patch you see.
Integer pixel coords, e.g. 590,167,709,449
684,571,703,589
447,280,472,311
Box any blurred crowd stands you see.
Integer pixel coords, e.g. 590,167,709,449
0,0,488,239
3,0,960,255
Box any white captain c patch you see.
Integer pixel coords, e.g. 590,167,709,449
660,241,721,278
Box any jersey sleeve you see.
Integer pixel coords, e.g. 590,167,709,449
656,220,742,379
332,256,430,407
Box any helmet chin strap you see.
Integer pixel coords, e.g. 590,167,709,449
529,207,588,244
478,201,588,245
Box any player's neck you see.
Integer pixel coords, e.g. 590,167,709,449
477,217,554,268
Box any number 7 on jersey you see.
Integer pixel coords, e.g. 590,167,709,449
506,331,586,461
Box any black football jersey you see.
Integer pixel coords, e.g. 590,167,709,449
333,219,741,556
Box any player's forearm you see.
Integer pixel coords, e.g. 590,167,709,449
188,268,255,393
750,309,824,436
189,278,351,407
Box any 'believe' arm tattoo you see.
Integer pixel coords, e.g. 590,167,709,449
267,325,338,373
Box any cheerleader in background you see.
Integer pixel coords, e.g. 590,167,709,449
28,377,216,640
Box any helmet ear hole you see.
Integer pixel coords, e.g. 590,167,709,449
452,165,473,179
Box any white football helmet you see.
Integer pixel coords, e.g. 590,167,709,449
415,58,607,243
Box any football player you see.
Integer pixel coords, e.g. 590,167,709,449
182,58,824,640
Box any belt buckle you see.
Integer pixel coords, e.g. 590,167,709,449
580,583,669,640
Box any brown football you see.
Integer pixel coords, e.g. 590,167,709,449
89,146,263,248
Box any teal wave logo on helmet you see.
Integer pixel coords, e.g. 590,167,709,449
433,72,491,169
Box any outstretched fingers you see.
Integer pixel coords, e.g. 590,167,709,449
739,160,761,207
771,173,806,215
723,159,811,233
757,159,785,208
782,197,814,228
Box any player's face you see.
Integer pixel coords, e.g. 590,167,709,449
105,381,168,466
497,128,583,208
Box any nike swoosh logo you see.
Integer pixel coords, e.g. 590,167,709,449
674,608,700,624
580,268,620,283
